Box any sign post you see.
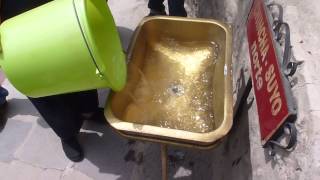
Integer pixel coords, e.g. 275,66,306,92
247,0,296,146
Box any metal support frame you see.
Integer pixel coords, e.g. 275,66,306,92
161,144,168,180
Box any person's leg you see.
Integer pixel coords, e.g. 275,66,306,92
65,90,104,124
148,0,166,16
168,0,187,17
29,94,84,162
68,90,98,114
148,0,165,12
0,87,8,106
30,90,99,137
29,95,82,139
0,87,9,127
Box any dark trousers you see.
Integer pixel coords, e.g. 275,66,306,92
1,0,99,140
148,0,186,16
29,90,99,140
0,0,52,19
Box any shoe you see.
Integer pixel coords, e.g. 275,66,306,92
148,9,166,16
61,137,84,162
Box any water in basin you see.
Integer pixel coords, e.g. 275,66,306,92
123,38,220,133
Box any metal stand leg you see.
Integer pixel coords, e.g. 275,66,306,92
161,144,168,180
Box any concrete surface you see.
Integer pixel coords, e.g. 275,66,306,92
1,0,320,180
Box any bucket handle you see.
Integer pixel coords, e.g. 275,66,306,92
72,0,104,78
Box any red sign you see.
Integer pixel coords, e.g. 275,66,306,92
247,0,292,145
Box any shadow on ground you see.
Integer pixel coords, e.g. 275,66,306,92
71,98,253,180
75,121,135,180
1,98,39,131
165,100,253,180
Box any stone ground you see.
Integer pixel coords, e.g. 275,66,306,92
1,0,320,180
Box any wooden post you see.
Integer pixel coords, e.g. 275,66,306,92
161,144,168,180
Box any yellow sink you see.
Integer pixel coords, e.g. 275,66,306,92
105,16,233,149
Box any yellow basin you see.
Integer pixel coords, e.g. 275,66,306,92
105,16,233,148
